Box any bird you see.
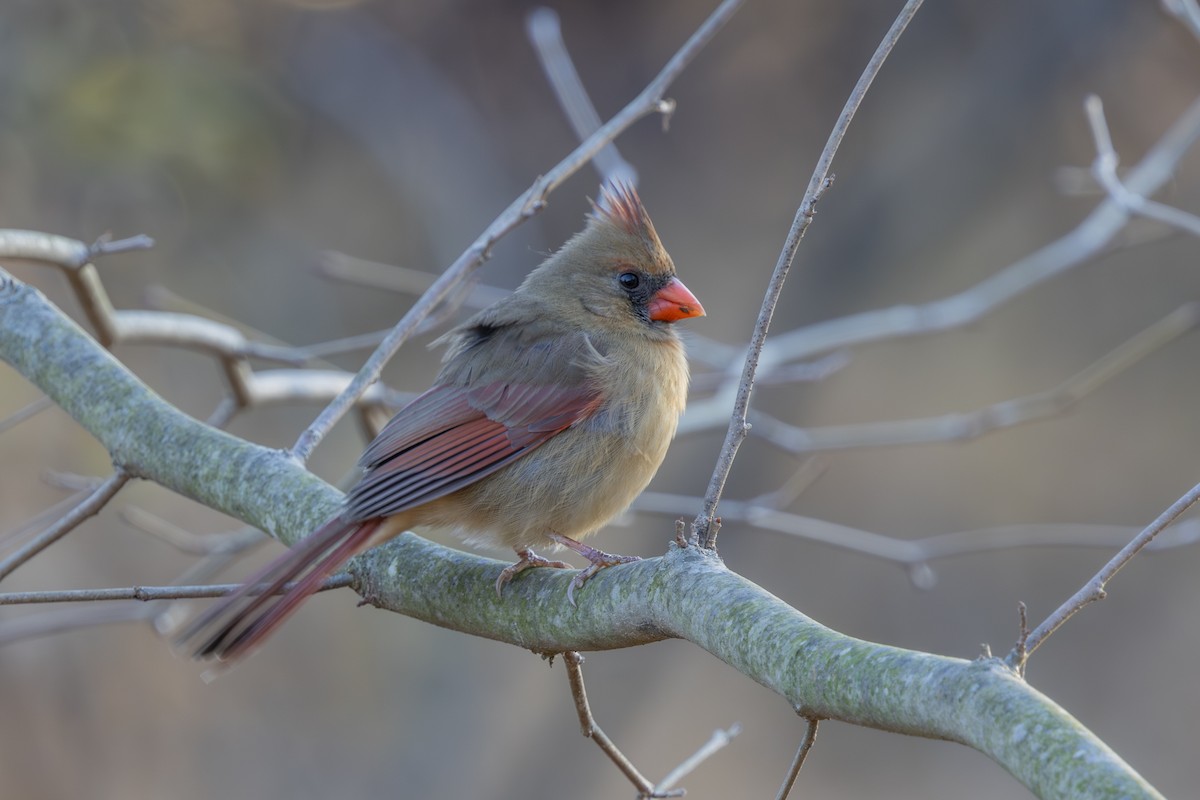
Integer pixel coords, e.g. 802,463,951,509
180,181,704,664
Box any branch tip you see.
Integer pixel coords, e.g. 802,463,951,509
89,233,156,259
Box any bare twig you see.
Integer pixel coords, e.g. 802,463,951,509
692,0,926,549
651,723,741,796
0,470,131,582
0,230,306,363
527,7,638,186
290,0,744,464
637,490,1200,585
319,251,506,305
562,651,677,798
1,485,94,546
88,233,157,258
0,604,153,646
741,303,1200,453
0,230,152,269
754,91,1200,370
1011,602,1030,678
0,573,354,605
687,350,849,394
0,395,53,434
223,369,407,410
41,470,105,492
319,251,510,311
120,507,265,556
774,718,820,800
1086,95,1200,237
1009,480,1200,670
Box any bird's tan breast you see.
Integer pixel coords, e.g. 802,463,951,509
445,335,689,551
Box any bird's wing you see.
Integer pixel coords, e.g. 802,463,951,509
346,380,602,521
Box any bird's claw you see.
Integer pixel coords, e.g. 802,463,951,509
496,549,572,596
565,552,641,607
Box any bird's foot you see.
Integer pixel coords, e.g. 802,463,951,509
547,533,641,606
495,549,573,596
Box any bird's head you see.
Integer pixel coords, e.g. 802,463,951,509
521,182,705,336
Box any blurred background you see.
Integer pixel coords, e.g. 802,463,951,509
1,0,1198,797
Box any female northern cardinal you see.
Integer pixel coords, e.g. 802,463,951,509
182,182,704,662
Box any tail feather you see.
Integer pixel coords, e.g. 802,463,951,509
177,516,382,665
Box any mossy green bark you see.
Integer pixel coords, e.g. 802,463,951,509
0,269,1164,800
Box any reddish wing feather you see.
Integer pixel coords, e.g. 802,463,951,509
181,380,602,663
345,381,601,522
358,386,478,468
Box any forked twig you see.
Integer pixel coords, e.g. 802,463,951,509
562,651,680,798
651,724,741,796
1008,479,1200,670
1085,94,1200,237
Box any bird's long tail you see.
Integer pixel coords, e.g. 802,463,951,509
176,516,383,666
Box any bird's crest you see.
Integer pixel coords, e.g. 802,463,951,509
591,181,660,245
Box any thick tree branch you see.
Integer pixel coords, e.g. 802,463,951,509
0,261,1162,800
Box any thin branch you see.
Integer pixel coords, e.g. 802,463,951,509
651,724,741,796
693,0,926,548
105,310,308,364
637,490,1200,586
145,286,411,411
527,7,638,186
89,233,157,258
774,718,820,800
688,350,849,394
0,230,152,269
742,303,1200,453
1086,94,1200,237
1009,480,1200,670
290,0,744,464
0,231,306,363
0,573,354,605
1011,602,1030,678
224,369,407,409
0,395,53,433
756,91,1200,369
41,469,104,492
120,507,265,556
2,485,93,546
0,604,153,647
561,651,676,798
318,251,510,312
0,470,131,582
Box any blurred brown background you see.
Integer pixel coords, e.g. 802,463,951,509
2,1,1198,798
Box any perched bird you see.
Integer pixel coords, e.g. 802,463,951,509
181,182,704,663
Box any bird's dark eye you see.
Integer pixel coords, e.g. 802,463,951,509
618,272,641,290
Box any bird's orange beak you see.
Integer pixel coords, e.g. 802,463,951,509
648,277,705,323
